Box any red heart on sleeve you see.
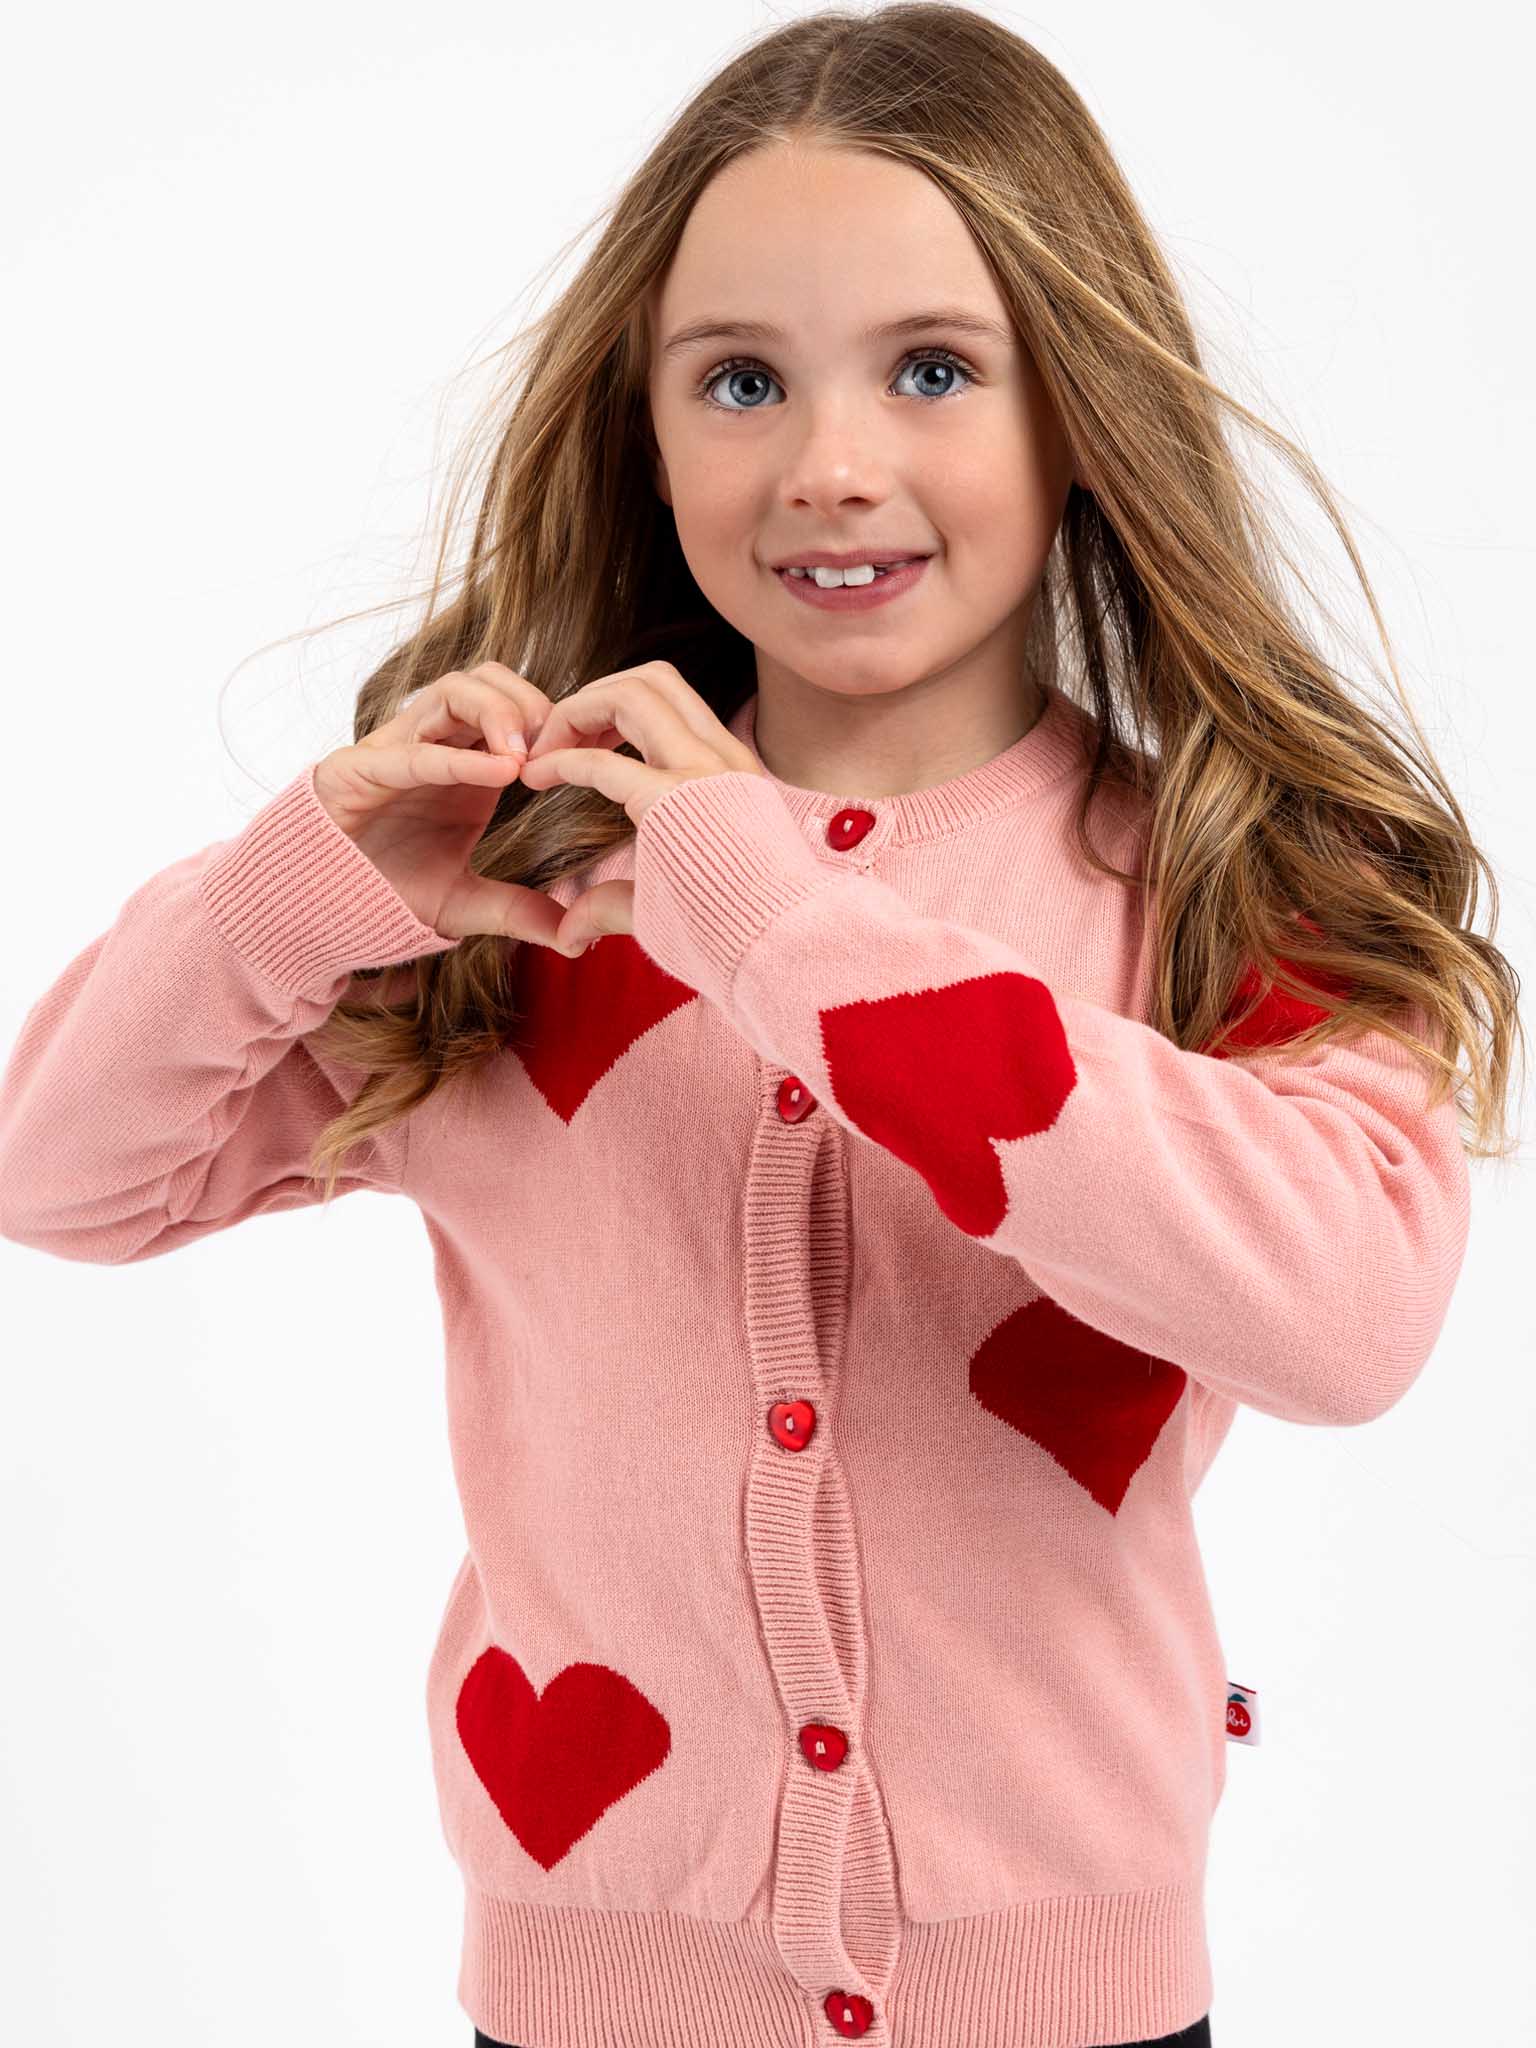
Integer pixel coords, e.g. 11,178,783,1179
818,972,1076,1237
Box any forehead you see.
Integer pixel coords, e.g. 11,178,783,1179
647,143,1010,349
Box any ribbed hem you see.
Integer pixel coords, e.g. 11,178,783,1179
197,762,459,1001
458,1883,1212,2048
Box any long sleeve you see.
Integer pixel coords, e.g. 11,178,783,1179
0,764,458,1263
631,769,1471,1428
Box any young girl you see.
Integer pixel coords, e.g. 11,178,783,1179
0,7,1516,2045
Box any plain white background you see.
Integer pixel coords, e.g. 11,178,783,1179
2,3,1531,2042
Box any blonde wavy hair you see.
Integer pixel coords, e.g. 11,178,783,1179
247,2,1520,1200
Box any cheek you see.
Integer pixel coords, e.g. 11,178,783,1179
670,459,759,545
668,498,766,617
939,413,1052,510
938,433,1067,572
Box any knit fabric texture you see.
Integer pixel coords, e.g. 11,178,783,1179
0,680,1470,2047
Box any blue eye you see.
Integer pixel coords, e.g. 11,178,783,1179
694,346,976,414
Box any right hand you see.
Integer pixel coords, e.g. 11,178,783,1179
312,661,583,955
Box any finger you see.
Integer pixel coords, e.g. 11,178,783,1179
529,663,758,771
515,744,672,820
365,677,500,753
525,673,709,772
464,662,557,744
376,667,551,757
434,870,573,950
551,877,636,954
625,660,748,752
514,745,649,798
408,671,546,756
343,736,529,795
521,683,629,761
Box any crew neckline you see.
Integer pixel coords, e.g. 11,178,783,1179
724,679,1089,849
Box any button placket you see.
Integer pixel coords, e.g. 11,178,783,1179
753,798,897,2031
741,1064,889,2036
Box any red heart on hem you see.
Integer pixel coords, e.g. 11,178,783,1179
456,1646,672,1869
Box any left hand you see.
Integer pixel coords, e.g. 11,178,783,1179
514,660,767,952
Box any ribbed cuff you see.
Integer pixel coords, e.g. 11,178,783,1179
631,770,846,1010
198,761,460,1002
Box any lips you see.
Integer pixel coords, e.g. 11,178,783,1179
770,552,931,572
775,555,930,609
782,563,903,578
774,548,933,573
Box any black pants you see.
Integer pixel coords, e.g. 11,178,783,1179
474,2017,1211,2047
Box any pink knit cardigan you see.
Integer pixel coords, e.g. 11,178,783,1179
0,681,1470,2047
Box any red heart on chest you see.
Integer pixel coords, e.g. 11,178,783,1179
508,933,698,1121
456,1646,672,1869
970,1294,1188,1514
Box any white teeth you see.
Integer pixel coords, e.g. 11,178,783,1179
786,562,898,586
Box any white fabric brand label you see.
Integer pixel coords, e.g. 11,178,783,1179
1225,1680,1260,1745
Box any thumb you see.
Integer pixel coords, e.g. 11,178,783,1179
554,877,636,953
433,873,573,950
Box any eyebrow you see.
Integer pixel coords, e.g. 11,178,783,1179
659,306,1015,360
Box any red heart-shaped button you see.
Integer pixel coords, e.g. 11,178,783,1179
824,1989,875,2037
456,1646,672,1869
508,932,697,1121
970,1293,1186,1513
767,1399,816,1450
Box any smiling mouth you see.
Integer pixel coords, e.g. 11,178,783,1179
778,553,932,576
772,556,932,608
781,564,905,582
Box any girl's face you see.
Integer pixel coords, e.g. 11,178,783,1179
645,140,1077,715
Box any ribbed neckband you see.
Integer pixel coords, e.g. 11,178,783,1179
724,679,1089,850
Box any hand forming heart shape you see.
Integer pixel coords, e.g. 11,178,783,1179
515,659,767,952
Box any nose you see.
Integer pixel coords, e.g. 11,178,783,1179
775,402,898,514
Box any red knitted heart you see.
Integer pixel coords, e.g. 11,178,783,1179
456,1646,672,1869
818,972,1076,1237
816,936,1347,1239
508,932,697,1121
970,1294,1187,1513
1208,930,1351,1056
